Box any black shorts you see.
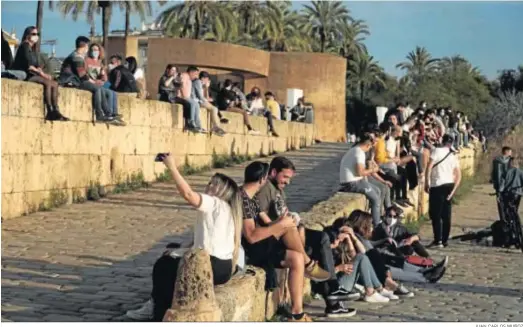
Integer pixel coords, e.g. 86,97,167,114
246,236,287,269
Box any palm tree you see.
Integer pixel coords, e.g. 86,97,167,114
396,46,439,78
35,1,55,52
120,1,165,40
439,55,481,77
157,1,235,40
338,19,369,60
347,52,385,101
301,1,351,53
232,1,266,35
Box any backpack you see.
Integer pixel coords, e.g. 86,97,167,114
110,66,138,93
491,220,511,247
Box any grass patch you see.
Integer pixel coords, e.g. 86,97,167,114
72,189,86,203
451,170,476,205
113,171,150,194
404,214,429,234
87,182,102,201
156,168,173,182
38,188,69,211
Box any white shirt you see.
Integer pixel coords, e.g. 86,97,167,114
340,146,366,183
134,68,144,80
386,137,398,159
193,193,235,260
430,147,459,188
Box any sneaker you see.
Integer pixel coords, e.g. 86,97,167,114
353,284,365,294
364,291,389,303
276,302,291,318
394,284,414,298
347,290,362,301
394,199,408,208
248,129,260,135
126,299,154,321
442,242,449,248
424,265,447,283
380,288,399,300
326,288,351,301
325,303,357,318
220,118,229,124
288,313,313,322
304,261,331,282
427,241,444,248
271,131,280,137
401,198,414,207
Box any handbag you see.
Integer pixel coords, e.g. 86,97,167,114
405,255,434,268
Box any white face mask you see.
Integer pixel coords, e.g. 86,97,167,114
108,64,115,72
390,218,398,226
91,51,99,59
30,35,39,43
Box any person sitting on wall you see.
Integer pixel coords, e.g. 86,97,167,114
125,56,147,99
107,54,138,94
264,91,280,137
59,36,122,124
13,26,69,121
126,154,244,321
217,79,259,135
191,70,226,136
180,66,205,133
1,30,27,80
157,64,202,134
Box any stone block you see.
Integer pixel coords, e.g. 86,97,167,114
127,97,151,127
67,155,93,189
163,249,221,322
2,78,11,115
1,192,26,218
149,127,173,154
2,154,26,193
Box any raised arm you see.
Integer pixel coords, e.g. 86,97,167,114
161,154,202,208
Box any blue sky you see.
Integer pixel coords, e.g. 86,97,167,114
2,1,522,79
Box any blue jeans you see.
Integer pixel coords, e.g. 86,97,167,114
340,179,381,226
1,63,26,80
338,254,382,291
187,98,202,129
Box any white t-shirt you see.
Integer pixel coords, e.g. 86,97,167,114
134,68,144,80
340,146,366,183
430,147,459,187
193,193,235,260
386,137,398,159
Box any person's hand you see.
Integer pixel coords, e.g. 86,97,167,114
403,237,413,246
424,184,430,194
393,157,401,164
388,238,397,247
279,214,295,229
340,264,353,274
446,192,455,201
339,226,354,236
385,181,393,188
161,153,176,169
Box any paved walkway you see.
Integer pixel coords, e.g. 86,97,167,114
1,142,349,322
307,184,523,322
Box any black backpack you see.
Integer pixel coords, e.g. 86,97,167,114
109,66,138,93
491,220,511,247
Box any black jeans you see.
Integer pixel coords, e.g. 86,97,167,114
364,248,389,284
396,166,409,200
305,229,339,309
151,254,232,321
174,97,191,121
429,183,454,244
398,241,429,258
263,111,276,132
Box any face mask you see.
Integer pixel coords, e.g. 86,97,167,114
91,51,99,59
422,103,427,109
108,64,115,71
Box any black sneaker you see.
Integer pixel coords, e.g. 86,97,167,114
326,287,351,301
394,284,414,298
325,303,357,318
220,118,229,124
426,267,446,283
275,302,291,318
402,198,414,207
347,290,361,301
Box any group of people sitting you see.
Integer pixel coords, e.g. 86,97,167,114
157,63,289,137
125,154,449,322
2,27,146,125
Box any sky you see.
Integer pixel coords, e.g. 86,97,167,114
1,0,522,79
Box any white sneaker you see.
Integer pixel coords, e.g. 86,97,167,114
353,284,365,293
380,288,399,300
364,291,390,303
126,299,154,321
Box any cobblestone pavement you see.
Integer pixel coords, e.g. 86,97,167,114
307,184,523,322
1,142,350,322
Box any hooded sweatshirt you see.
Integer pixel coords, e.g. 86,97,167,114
491,155,511,192
499,167,523,195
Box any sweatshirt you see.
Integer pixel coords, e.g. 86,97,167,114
491,155,511,192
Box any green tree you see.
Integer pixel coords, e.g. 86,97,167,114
35,1,55,52
338,19,369,60
396,46,439,81
347,52,385,102
301,1,351,53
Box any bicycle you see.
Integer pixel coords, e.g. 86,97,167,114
490,192,523,252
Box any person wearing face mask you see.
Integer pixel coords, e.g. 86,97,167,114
373,206,429,258
13,26,69,121
60,36,122,124
107,54,138,94
84,44,122,124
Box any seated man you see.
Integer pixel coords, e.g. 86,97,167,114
255,157,356,318
263,91,280,137
181,66,205,133
59,36,122,124
107,54,138,93
372,206,429,258
192,70,226,136
217,80,258,134
339,133,382,227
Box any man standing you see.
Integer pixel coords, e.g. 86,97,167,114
339,134,381,226
491,146,513,223
425,135,461,248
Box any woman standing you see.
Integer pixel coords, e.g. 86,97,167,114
12,26,69,121
425,134,462,248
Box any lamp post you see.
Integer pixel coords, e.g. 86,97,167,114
98,1,110,49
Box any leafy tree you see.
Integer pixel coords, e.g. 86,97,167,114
396,46,439,82
347,52,385,102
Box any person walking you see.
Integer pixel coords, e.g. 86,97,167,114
424,134,461,248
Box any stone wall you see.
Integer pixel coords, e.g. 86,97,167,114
1,79,314,219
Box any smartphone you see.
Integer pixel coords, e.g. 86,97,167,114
155,153,169,162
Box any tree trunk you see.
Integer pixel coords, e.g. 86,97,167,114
35,0,44,52
243,13,249,34
320,28,325,53
90,22,96,37
360,82,365,102
102,5,112,51
125,2,130,41
193,14,200,39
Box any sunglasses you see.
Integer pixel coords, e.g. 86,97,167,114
31,32,40,36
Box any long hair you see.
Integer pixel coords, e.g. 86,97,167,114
347,209,373,239
21,26,37,50
207,173,243,273
126,56,138,74
88,43,105,62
